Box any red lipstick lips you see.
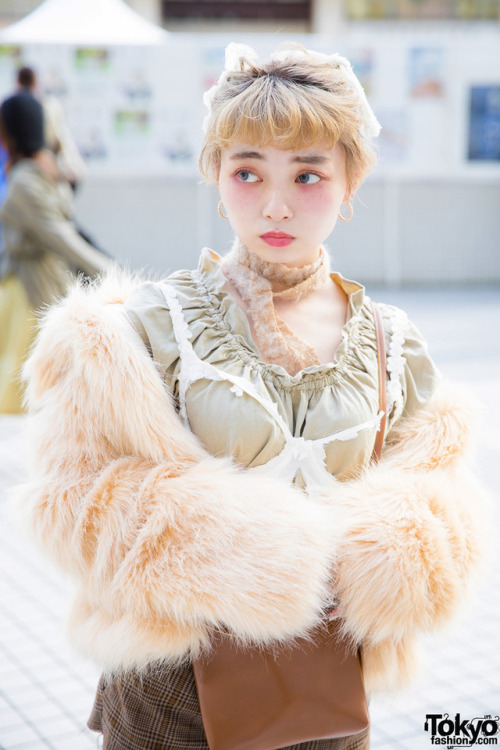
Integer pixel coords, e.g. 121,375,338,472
260,232,295,247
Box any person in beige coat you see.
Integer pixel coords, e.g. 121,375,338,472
0,92,112,413
18,44,489,750
16,66,88,191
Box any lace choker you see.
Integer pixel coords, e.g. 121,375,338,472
221,242,331,375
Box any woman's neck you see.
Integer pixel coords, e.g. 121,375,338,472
220,242,332,375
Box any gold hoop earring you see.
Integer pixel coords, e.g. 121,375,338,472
218,201,228,219
338,201,353,222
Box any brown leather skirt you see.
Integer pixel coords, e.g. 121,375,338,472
88,661,370,750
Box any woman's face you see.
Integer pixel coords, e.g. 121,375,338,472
218,142,348,267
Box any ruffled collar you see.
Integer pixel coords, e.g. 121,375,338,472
195,247,368,381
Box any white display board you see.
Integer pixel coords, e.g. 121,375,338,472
0,29,499,179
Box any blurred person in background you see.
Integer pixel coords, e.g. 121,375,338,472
17,65,88,192
0,139,8,250
0,92,113,414
0,141,7,207
17,43,488,750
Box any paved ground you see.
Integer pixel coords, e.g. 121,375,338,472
0,285,499,750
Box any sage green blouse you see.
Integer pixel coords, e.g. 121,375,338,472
125,248,438,486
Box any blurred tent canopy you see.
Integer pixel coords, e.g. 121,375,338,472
0,0,170,45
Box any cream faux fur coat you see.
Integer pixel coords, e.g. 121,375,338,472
18,274,488,694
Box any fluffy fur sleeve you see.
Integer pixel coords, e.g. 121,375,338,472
18,275,488,690
19,276,340,673
323,384,489,691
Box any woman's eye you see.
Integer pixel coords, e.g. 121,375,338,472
236,170,259,183
297,173,320,184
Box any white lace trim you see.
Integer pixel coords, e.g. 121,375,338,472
162,283,291,431
161,281,382,489
386,308,409,417
251,410,384,492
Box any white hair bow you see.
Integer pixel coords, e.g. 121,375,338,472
202,42,381,140
202,44,257,132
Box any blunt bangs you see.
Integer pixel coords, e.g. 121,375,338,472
213,76,344,152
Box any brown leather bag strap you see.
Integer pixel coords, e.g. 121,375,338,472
370,301,387,465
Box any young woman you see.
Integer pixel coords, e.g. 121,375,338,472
19,44,487,750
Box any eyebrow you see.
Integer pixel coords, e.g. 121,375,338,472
229,151,264,160
293,154,329,164
229,150,330,165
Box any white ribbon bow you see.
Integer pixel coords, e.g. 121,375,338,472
202,42,381,140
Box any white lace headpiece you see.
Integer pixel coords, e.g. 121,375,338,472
202,42,381,141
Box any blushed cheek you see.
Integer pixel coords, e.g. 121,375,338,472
300,189,343,239
300,187,342,215
224,182,258,213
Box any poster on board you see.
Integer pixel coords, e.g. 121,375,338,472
468,85,500,161
409,47,445,99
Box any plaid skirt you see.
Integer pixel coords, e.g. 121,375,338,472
88,661,370,750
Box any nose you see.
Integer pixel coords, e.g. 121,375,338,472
263,189,293,222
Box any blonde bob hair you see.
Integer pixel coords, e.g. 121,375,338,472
199,45,379,199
